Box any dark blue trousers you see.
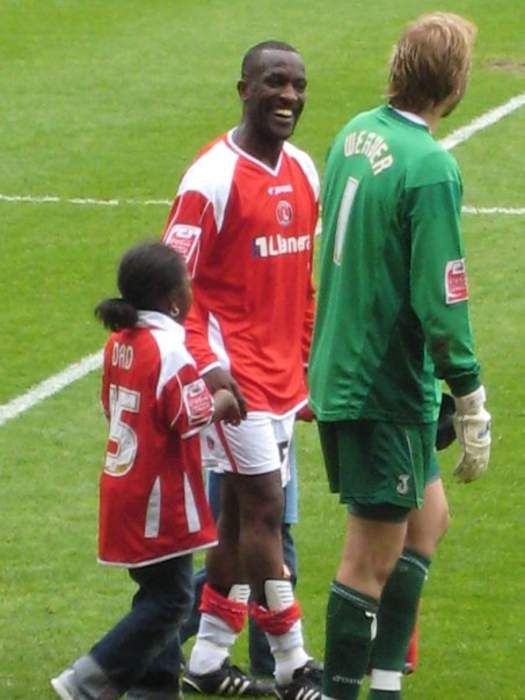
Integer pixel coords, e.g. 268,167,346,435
90,554,193,694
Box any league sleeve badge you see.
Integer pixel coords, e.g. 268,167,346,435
444,258,469,304
182,378,214,428
164,223,202,262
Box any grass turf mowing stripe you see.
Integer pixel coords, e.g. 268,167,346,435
1,92,524,428
1,94,524,211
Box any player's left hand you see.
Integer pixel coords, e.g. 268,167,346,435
453,386,491,483
296,404,315,422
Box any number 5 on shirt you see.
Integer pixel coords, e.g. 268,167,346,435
105,384,141,475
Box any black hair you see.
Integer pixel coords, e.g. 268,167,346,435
241,40,299,79
95,241,186,331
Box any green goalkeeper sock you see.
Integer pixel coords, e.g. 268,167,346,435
323,581,379,700
368,549,430,699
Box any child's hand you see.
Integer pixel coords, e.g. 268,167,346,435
203,367,247,419
212,388,244,425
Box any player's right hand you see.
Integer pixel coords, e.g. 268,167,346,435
452,385,491,483
203,367,248,419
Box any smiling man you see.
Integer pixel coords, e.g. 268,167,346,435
162,41,321,700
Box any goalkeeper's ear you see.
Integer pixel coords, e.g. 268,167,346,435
435,392,456,451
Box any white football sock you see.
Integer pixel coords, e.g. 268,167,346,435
369,669,402,691
189,585,250,675
263,580,310,685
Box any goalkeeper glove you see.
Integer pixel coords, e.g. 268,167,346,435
453,385,491,483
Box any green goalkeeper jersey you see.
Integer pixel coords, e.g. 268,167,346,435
309,105,481,424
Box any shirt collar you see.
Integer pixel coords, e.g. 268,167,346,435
390,106,429,128
225,128,284,177
137,310,186,341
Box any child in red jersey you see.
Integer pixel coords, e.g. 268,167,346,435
51,242,242,700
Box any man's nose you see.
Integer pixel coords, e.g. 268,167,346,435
280,82,299,101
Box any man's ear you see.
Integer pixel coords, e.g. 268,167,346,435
237,78,249,101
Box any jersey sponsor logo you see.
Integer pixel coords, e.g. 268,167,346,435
396,474,411,495
276,200,293,226
445,258,469,304
183,378,213,427
164,223,201,261
268,184,293,196
252,233,310,258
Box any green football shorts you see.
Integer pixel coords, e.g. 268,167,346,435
318,419,439,512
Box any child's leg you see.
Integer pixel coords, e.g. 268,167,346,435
54,555,194,699
117,554,194,696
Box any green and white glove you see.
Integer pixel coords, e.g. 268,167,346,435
453,385,491,483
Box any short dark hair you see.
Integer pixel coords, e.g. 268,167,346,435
241,40,299,78
387,13,476,112
95,242,186,331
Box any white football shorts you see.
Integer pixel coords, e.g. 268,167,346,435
200,412,295,485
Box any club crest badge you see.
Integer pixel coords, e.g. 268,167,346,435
276,200,293,227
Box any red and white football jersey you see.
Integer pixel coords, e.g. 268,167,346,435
98,311,217,568
163,130,319,417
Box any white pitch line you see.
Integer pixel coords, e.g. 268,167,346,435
1,92,525,428
0,193,172,207
463,206,525,215
0,351,103,427
1,190,523,215
440,93,525,150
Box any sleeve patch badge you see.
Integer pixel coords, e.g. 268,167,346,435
182,378,213,426
445,258,469,304
164,223,201,261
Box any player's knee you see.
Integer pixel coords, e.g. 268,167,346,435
373,556,399,589
242,497,282,534
436,502,450,542
339,547,399,592
406,505,450,555
237,472,284,532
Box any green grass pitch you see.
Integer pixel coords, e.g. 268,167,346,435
1,1,524,698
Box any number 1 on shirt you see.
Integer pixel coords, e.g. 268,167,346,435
333,176,359,266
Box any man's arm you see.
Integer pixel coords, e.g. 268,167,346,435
162,190,247,416
163,190,220,372
408,176,490,481
408,178,480,393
